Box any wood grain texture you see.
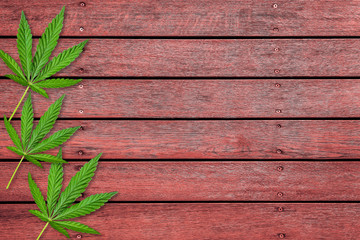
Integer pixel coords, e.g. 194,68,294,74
1,0,360,36
2,203,360,239
2,1,360,239
2,39,360,77
3,79,360,118
2,161,360,201
1,120,360,159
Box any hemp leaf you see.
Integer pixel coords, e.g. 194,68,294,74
4,93,80,189
0,6,87,121
28,149,117,239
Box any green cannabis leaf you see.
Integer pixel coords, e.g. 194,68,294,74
5,93,80,189
29,149,117,239
0,6,86,121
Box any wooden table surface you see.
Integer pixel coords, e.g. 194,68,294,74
1,1,360,239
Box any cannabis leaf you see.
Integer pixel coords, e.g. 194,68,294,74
0,6,86,121
5,93,80,189
29,150,117,239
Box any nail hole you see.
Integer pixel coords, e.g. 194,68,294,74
79,26,84,32
275,83,281,87
79,109,84,114
277,166,284,171
278,233,286,239
78,150,84,156
277,192,284,197
277,207,284,212
77,234,82,239
275,109,282,114
75,165,82,171
276,149,283,154
79,84,84,88
276,124,282,128
79,2,86,7
272,3,278,8
273,27,279,32
274,47,280,52
274,69,280,74
79,68,84,73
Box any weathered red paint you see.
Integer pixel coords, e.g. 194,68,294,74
1,39,360,77
2,203,360,239
3,79,360,118
2,161,360,202
0,0,358,238
1,0,360,36
2,120,360,159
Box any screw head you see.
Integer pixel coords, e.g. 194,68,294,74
274,47,280,52
274,69,280,74
272,3,278,8
275,109,282,114
278,233,286,238
79,109,84,114
275,83,281,87
277,166,284,171
78,150,84,155
79,84,84,88
77,234,82,239
79,26,84,32
277,207,284,212
79,2,86,7
276,149,283,154
277,192,284,197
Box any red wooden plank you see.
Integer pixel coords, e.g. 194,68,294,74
1,120,360,159
2,203,360,239
3,79,360,118
1,0,360,36
2,39,360,77
2,161,360,201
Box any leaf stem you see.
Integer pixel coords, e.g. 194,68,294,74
6,155,25,189
8,86,30,122
36,222,49,240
